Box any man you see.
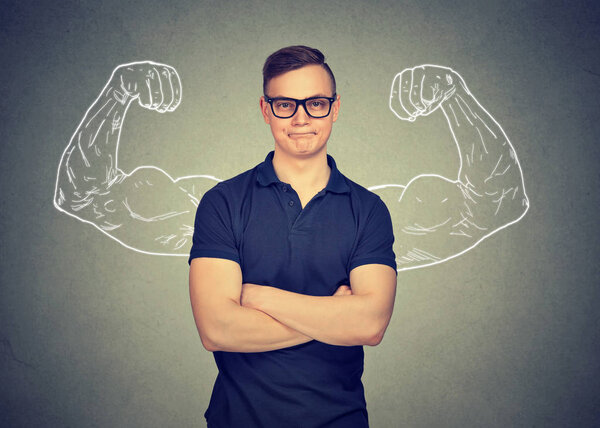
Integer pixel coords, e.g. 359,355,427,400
188,46,398,427
53,44,529,426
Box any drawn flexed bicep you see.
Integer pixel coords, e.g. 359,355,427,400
54,61,222,255
372,65,529,271
373,174,510,270
57,165,219,255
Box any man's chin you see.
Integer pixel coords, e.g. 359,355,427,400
275,139,326,158
290,139,315,154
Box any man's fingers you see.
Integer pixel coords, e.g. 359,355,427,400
333,285,352,296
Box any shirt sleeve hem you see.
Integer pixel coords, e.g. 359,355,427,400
349,258,398,275
188,249,241,265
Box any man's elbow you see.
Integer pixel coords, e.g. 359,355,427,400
197,317,234,352
362,319,389,346
201,336,218,352
196,304,242,352
364,329,385,346
194,318,225,352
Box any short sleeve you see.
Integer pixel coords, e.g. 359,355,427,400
188,185,240,265
348,197,397,274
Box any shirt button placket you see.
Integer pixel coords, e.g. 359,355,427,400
282,185,296,208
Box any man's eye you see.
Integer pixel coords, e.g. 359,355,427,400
277,102,293,109
311,101,324,108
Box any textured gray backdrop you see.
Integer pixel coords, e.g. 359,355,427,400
1,0,599,426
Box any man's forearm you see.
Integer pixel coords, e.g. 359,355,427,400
246,287,384,347
205,301,313,353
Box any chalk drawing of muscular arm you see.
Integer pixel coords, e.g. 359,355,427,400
54,62,529,266
369,65,529,271
54,61,220,255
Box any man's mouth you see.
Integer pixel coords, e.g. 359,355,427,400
288,132,316,137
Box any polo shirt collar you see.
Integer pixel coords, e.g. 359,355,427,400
257,151,350,194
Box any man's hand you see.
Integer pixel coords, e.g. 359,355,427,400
110,61,182,112
389,64,467,121
332,285,353,296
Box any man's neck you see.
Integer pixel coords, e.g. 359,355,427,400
272,148,331,192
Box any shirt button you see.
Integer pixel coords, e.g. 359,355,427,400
282,185,288,192
288,200,294,207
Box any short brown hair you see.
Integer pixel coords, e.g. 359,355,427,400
262,45,336,96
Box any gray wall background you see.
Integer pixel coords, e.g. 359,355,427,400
1,0,599,426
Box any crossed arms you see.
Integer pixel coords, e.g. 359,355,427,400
189,258,397,352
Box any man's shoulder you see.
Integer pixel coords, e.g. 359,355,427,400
338,171,383,208
205,163,260,198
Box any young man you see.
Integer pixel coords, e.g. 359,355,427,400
53,41,529,428
188,46,398,427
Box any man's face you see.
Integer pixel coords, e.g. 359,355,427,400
260,64,340,159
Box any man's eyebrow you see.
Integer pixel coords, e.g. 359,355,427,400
270,93,332,99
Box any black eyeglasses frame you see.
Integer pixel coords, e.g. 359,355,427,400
264,94,337,119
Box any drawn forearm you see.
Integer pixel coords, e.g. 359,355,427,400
441,86,527,203
56,79,133,203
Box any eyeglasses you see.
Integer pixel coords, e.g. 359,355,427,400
264,94,337,118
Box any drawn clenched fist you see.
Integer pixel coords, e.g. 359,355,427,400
389,65,467,121
110,61,182,112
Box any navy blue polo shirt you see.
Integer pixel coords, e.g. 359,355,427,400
189,151,396,428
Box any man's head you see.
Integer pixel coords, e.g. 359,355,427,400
260,46,340,159
262,45,336,96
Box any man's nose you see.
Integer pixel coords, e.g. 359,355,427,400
291,103,310,124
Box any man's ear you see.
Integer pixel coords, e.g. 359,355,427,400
259,96,271,124
332,94,341,122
